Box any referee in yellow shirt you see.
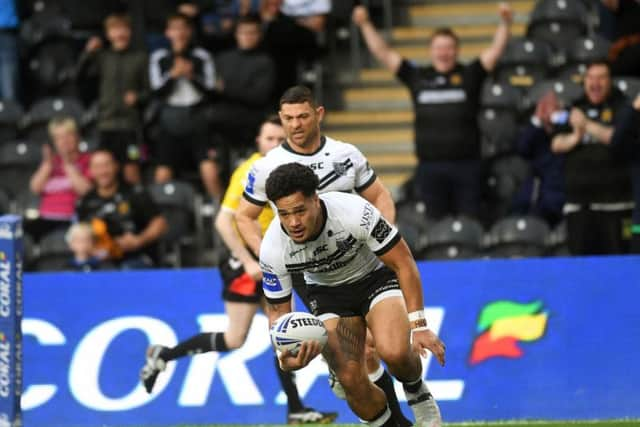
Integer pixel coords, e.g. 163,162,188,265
140,115,337,424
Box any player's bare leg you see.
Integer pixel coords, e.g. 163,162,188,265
199,159,223,200
323,316,395,426
367,297,442,427
260,300,338,424
365,329,413,427
140,302,259,393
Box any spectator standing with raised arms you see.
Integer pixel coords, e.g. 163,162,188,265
352,4,512,220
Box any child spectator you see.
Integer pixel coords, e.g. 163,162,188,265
78,13,149,185
66,222,113,271
28,117,93,241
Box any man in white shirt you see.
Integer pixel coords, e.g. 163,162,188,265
260,163,446,427
235,85,411,425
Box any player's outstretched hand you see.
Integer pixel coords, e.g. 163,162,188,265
352,5,370,27
412,328,446,366
278,340,323,371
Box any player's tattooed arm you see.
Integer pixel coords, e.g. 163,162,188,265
266,299,292,327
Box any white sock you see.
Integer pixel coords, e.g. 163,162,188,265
367,406,391,427
367,363,385,382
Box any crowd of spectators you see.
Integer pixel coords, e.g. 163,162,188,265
355,1,640,257
0,0,328,271
1,0,639,271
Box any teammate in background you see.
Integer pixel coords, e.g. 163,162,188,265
235,86,412,426
260,163,446,427
139,116,337,424
353,4,512,220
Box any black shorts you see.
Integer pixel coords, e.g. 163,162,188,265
99,130,142,164
304,267,402,320
219,255,262,303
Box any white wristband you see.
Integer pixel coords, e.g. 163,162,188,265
408,310,425,322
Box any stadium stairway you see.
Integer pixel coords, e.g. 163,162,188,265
323,0,531,197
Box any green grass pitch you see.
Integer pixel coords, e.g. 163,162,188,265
133,421,640,427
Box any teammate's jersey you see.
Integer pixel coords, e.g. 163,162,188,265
242,136,377,206
221,152,274,234
260,192,400,302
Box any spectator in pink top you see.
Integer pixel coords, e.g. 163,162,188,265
27,117,93,240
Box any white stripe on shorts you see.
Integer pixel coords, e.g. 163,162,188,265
369,289,403,311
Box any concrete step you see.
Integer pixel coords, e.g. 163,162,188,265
409,1,534,26
379,171,412,192
367,152,418,171
324,110,414,129
343,87,411,111
392,22,526,44
330,128,413,145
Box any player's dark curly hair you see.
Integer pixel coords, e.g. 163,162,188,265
266,163,319,203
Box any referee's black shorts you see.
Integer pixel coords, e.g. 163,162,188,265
219,255,262,303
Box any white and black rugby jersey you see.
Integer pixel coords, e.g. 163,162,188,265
260,192,400,302
242,136,376,206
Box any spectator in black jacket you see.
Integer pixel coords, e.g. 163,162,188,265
78,13,149,185
551,61,634,255
611,93,640,252
260,0,319,106
353,4,512,220
601,0,640,77
149,12,223,201
76,149,168,269
210,13,275,149
513,91,565,226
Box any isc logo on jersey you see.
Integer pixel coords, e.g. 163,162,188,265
262,272,282,291
270,312,327,355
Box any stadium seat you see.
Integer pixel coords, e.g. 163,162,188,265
0,99,23,144
22,231,37,268
495,38,552,89
478,81,521,158
0,141,42,199
395,200,431,257
149,181,197,267
558,36,611,83
20,10,72,47
486,215,550,258
527,0,589,53
21,97,85,144
525,78,583,110
547,220,568,256
31,228,73,272
12,190,40,221
613,77,640,101
422,216,485,260
483,155,532,221
0,188,10,215
20,11,78,101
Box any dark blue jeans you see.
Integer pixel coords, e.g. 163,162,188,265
0,31,18,101
415,159,482,220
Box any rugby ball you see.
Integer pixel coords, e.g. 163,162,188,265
270,312,328,355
